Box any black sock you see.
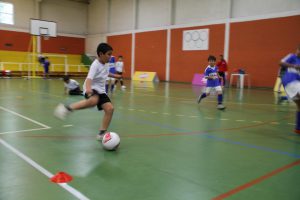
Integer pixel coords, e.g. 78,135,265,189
99,130,107,135
65,105,73,111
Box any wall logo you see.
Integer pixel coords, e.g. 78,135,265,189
183,29,209,51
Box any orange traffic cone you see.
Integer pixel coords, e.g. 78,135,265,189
50,172,73,183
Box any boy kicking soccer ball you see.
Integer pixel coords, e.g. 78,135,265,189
197,55,226,110
54,43,122,140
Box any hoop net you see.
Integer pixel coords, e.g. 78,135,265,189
42,35,50,40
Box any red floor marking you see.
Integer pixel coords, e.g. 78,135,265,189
211,160,300,200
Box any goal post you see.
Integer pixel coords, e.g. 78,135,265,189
27,53,68,75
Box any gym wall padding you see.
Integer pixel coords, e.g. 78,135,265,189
107,34,132,79
0,30,31,51
229,15,300,87
0,30,85,55
135,30,167,81
41,36,85,54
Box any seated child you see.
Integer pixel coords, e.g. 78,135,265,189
63,75,83,95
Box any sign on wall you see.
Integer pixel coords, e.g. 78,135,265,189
183,29,209,51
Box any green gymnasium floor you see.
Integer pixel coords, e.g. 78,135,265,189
0,78,300,200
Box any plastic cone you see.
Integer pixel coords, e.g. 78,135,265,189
50,172,73,183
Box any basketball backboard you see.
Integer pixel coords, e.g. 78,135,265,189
30,19,57,37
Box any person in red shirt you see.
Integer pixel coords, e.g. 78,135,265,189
216,54,228,86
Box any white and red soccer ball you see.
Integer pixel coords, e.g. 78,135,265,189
102,132,120,150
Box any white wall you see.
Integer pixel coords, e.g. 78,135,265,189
85,0,300,54
232,0,300,18
109,0,135,32
87,0,300,35
1,0,88,36
41,0,88,35
85,34,107,56
88,0,108,34
175,0,231,24
1,0,36,31
137,0,172,29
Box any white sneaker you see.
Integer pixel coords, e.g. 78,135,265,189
96,133,106,141
217,104,226,110
54,103,70,120
121,85,126,89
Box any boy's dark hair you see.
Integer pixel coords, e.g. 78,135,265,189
97,43,113,56
208,55,216,61
118,55,123,58
63,75,70,82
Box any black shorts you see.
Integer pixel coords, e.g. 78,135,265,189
84,89,111,110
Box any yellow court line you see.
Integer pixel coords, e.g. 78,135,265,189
130,90,296,107
122,106,295,126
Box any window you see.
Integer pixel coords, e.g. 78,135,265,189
0,1,14,25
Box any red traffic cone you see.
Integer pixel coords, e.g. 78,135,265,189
50,172,73,183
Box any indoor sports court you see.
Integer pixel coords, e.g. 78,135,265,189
1,1,300,200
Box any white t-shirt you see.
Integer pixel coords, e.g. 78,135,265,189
115,61,124,72
64,79,79,90
83,59,109,94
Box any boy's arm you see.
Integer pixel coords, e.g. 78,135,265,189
85,63,97,96
280,54,299,68
280,62,298,68
85,78,93,96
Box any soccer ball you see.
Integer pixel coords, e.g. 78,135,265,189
102,132,120,151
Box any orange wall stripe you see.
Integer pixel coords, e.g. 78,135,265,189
229,15,300,87
0,30,31,51
135,30,167,81
107,34,132,78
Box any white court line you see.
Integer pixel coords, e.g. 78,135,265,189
63,125,73,127
0,139,90,200
0,106,50,128
0,127,50,135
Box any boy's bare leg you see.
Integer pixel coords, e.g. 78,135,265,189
69,96,99,110
100,102,114,131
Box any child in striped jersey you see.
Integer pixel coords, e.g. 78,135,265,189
280,45,300,134
197,55,226,110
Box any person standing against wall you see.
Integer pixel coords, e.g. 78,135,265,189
216,54,228,87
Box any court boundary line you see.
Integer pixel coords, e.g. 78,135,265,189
0,127,50,135
0,106,50,128
0,138,90,200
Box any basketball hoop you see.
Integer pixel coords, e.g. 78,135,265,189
42,35,50,40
